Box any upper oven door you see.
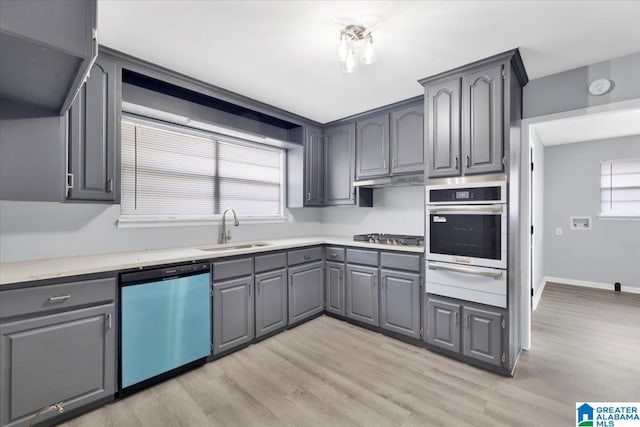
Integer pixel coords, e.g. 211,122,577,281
426,204,507,269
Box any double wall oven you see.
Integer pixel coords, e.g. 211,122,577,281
425,179,507,308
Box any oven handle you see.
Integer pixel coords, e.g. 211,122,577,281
428,261,504,280
427,204,504,214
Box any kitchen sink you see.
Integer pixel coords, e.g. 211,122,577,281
198,242,270,252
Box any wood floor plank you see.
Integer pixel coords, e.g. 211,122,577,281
63,283,640,426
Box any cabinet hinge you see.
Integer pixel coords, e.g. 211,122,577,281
501,68,506,79
531,225,534,235
501,319,506,329
502,156,506,166
420,328,424,338
92,28,98,41
531,162,534,172
210,287,214,297
501,352,506,364
211,343,215,351
531,288,534,297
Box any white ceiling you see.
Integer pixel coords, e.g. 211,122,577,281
533,108,640,146
98,1,640,123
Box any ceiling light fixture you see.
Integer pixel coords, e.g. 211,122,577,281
337,25,376,73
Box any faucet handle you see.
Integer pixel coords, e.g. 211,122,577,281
225,229,231,241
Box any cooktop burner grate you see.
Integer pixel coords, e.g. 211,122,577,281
353,233,424,246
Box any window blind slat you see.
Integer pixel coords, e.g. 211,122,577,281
600,159,640,215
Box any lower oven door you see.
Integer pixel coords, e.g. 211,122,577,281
426,204,506,269
425,261,506,308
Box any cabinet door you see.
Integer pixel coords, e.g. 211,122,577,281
380,269,421,339
67,55,118,201
462,306,503,366
289,261,324,324
213,276,254,355
324,123,355,205
0,304,115,427
461,64,504,175
255,269,288,338
325,261,345,317
356,114,389,178
346,265,379,326
304,126,324,206
390,104,424,175
425,296,460,352
426,78,461,178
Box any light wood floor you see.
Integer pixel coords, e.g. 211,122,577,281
61,283,640,426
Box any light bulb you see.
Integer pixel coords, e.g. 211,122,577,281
337,32,348,62
362,34,376,65
343,43,357,73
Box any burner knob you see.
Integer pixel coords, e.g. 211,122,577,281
369,238,374,243
392,240,398,245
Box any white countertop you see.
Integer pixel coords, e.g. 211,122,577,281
0,236,424,286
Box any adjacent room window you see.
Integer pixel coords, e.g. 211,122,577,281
600,158,640,217
121,117,285,221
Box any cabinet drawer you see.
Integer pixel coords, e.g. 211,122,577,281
213,258,253,281
288,247,323,266
380,252,421,272
0,277,116,319
255,252,286,273
346,249,378,267
325,247,345,262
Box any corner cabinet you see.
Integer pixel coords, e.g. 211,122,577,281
0,277,116,427
421,49,527,179
324,123,356,205
304,125,324,206
66,55,119,202
356,114,389,179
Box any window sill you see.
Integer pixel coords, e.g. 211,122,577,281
598,213,640,221
117,215,289,229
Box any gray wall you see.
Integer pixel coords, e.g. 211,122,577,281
0,186,425,263
524,52,640,118
544,135,640,289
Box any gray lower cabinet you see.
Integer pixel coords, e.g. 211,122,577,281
325,261,345,316
304,125,324,206
390,103,424,175
324,123,355,205
255,269,288,338
212,275,254,355
345,265,379,326
462,305,503,366
424,296,461,353
380,269,421,339
356,113,389,179
288,261,324,324
0,304,115,427
67,55,119,202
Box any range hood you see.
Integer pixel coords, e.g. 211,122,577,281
352,174,424,188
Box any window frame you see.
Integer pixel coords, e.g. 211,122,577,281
118,113,288,228
598,157,640,220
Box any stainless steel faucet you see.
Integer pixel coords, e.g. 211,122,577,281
220,208,240,244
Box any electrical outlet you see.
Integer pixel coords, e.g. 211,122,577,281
555,227,563,236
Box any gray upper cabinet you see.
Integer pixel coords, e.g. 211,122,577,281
462,305,503,367
356,114,389,179
425,296,460,353
345,264,379,327
0,0,98,117
288,261,324,325
304,125,324,206
67,55,118,202
324,123,355,205
380,269,421,339
390,104,424,175
255,269,288,338
325,261,346,317
426,77,461,178
212,275,254,355
461,64,504,175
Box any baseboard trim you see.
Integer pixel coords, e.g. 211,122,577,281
544,276,640,295
532,279,547,311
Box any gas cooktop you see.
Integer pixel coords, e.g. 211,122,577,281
353,233,424,247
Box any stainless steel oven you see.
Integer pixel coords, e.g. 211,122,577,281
425,179,507,307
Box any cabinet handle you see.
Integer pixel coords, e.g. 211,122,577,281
106,178,114,193
258,281,262,294
307,192,311,201
304,255,311,260
382,276,387,288
454,157,459,169
106,313,112,330
465,155,470,168
465,315,469,329
66,173,74,197
330,253,337,258
248,284,251,297
48,294,71,302
383,160,387,169
455,312,459,325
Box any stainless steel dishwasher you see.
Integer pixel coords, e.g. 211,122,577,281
119,262,211,396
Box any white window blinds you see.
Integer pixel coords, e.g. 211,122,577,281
600,158,640,216
121,119,284,218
